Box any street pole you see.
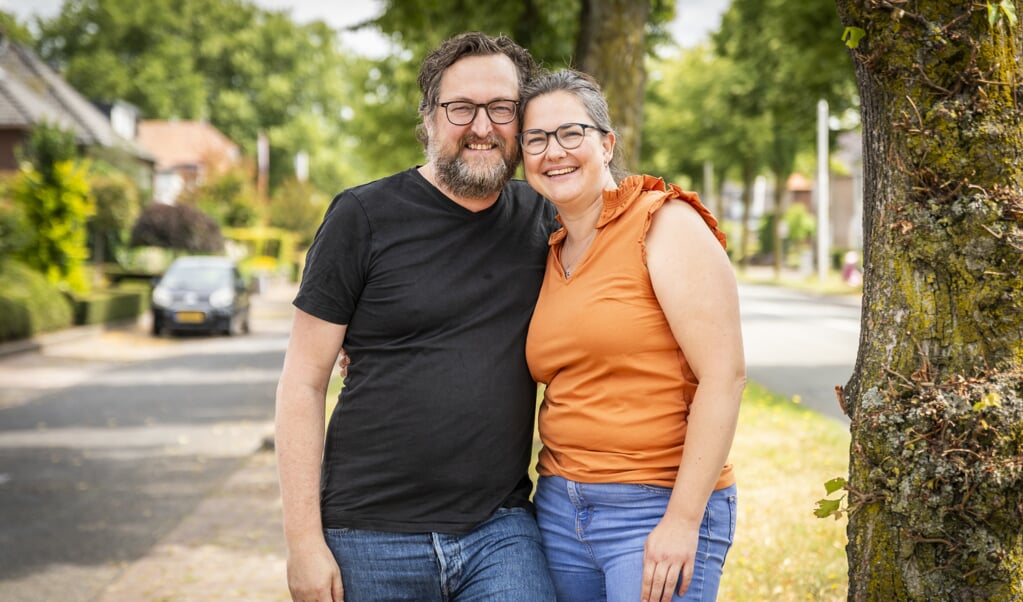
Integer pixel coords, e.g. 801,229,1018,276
702,160,717,218
816,99,831,282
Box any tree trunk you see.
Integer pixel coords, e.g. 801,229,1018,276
771,167,786,278
574,0,649,172
738,158,756,269
834,1,1023,599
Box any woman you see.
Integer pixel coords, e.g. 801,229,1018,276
519,69,746,602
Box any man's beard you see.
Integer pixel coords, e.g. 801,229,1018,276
429,135,519,200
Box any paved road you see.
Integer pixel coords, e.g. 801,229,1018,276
739,283,861,424
0,285,295,602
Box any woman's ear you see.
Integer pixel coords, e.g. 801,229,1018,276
603,131,616,164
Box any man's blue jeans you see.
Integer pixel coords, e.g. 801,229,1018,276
534,475,737,602
323,506,555,601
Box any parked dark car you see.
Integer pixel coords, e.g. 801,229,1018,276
151,256,251,336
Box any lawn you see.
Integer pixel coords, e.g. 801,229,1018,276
325,379,851,599
718,382,849,601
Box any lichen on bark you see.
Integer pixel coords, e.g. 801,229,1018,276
853,368,1023,598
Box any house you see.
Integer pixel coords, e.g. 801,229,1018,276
136,120,242,204
0,31,154,191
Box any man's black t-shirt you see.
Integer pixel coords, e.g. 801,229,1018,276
294,168,557,534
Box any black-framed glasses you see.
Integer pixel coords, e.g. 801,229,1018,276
518,123,609,155
438,99,519,126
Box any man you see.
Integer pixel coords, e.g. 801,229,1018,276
275,32,557,602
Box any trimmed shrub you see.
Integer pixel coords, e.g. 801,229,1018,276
130,202,225,253
68,287,149,326
0,260,74,341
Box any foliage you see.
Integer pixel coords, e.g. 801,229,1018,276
713,0,858,182
130,202,224,253
0,10,36,44
14,119,78,176
0,259,74,341
0,197,32,259
642,47,770,188
88,172,141,267
67,287,149,326
331,52,425,184
33,0,352,195
180,168,261,228
11,123,95,292
758,203,817,262
269,178,328,247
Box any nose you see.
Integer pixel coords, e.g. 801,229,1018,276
544,135,568,158
469,107,494,137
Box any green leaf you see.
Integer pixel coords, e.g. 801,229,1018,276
989,2,1000,27
842,26,866,49
823,477,847,495
1001,0,1018,27
973,391,1002,411
814,498,843,519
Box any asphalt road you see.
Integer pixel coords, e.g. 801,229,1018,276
739,282,861,424
0,286,295,602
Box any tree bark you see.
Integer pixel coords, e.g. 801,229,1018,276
834,1,1023,599
574,0,649,172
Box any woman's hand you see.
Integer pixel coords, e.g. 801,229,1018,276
641,515,700,602
336,349,350,377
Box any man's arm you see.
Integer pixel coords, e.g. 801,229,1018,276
275,308,347,602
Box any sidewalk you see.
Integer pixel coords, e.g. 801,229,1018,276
95,448,291,602
93,280,295,602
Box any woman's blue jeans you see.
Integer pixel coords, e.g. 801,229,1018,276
323,506,555,601
534,475,737,602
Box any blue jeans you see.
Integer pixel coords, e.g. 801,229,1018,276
323,506,555,601
534,475,737,602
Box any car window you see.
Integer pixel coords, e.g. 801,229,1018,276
162,265,233,289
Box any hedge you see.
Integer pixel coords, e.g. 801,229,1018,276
0,260,74,341
0,261,151,343
68,286,150,326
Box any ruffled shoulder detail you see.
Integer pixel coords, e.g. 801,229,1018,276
597,174,727,250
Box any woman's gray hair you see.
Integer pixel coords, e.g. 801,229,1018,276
520,69,625,180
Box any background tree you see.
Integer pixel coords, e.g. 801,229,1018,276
572,0,666,168
269,178,328,247
642,47,772,263
180,168,262,228
34,0,352,195
716,0,856,274
832,1,1023,598
87,171,140,278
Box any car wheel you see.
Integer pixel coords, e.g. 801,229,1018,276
151,315,163,337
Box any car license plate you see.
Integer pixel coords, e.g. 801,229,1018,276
175,311,206,323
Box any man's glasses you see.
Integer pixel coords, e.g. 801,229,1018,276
518,123,609,155
438,100,519,126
